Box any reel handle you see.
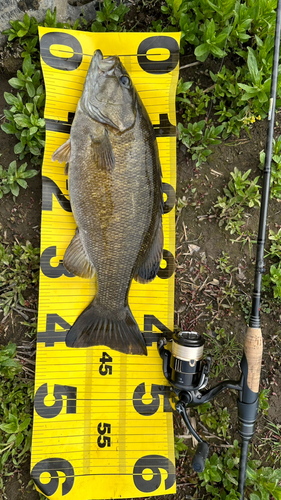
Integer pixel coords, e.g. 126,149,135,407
192,441,209,473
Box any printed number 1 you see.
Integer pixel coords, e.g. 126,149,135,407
97,422,111,448
99,352,113,375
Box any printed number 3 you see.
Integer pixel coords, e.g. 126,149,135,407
97,422,111,448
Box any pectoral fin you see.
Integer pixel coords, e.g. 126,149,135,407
134,218,164,284
91,129,115,171
52,138,71,164
63,229,96,279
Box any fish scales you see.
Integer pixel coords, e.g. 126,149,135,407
52,50,164,355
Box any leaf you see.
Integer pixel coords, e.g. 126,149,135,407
4,92,18,105
26,82,35,98
8,78,23,90
19,417,31,432
16,179,27,189
23,55,33,77
8,161,17,175
195,43,210,58
17,29,28,37
14,142,25,155
14,114,31,128
10,183,20,197
22,169,38,178
247,47,259,85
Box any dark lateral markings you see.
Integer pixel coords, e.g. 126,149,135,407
37,314,173,347
45,113,176,137
42,176,174,215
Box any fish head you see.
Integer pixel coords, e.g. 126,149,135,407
81,49,136,132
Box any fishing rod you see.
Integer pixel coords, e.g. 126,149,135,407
158,1,281,497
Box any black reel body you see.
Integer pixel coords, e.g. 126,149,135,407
158,331,242,474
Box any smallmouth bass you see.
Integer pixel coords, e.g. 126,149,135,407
52,49,164,355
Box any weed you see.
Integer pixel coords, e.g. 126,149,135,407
267,228,281,259
174,436,188,459
260,135,281,200
216,251,237,274
2,56,45,162
198,439,281,499
197,402,230,439
260,421,281,465
0,159,37,198
268,263,281,300
0,343,34,489
203,327,242,377
259,389,270,416
91,0,129,32
178,121,224,166
0,239,40,316
215,168,261,235
176,79,211,121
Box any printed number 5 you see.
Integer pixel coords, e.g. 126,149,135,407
97,422,111,448
99,352,113,375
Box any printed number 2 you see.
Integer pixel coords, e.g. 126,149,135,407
99,352,113,375
97,422,111,448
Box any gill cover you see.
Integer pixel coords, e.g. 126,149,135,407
81,49,136,132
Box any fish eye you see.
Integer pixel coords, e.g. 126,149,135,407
120,75,130,87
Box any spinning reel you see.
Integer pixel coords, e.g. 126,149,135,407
158,331,258,489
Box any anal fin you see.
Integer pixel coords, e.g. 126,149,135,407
63,229,95,279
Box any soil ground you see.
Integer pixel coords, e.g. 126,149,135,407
0,22,281,500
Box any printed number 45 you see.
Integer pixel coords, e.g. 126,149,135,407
99,352,113,376
97,422,111,448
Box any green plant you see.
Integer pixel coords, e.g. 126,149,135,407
204,327,242,377
216,251,237,274
198,440,281,499
91,0,129,32
177,79,211,121
194,19,232,62
2,56,45,162
268,263,281,299
2,13,38,42
197,402,230,439
259,389,270,415
178,121,223,166
0,159,37,198
215,168,261,235
260,135,281,200
174,436,188,459
260,421,281,465
266,228,281,259
0,344,34,488
0,239,40,315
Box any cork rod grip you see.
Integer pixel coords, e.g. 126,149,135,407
244,327,263,393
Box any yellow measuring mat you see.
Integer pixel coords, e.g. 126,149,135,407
31,28,180,500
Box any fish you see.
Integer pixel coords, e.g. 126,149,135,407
52,49,164,356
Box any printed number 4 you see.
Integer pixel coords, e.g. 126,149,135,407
97,422,111,448
99,351,113,376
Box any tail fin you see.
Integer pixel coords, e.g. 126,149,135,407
65,301,147,355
